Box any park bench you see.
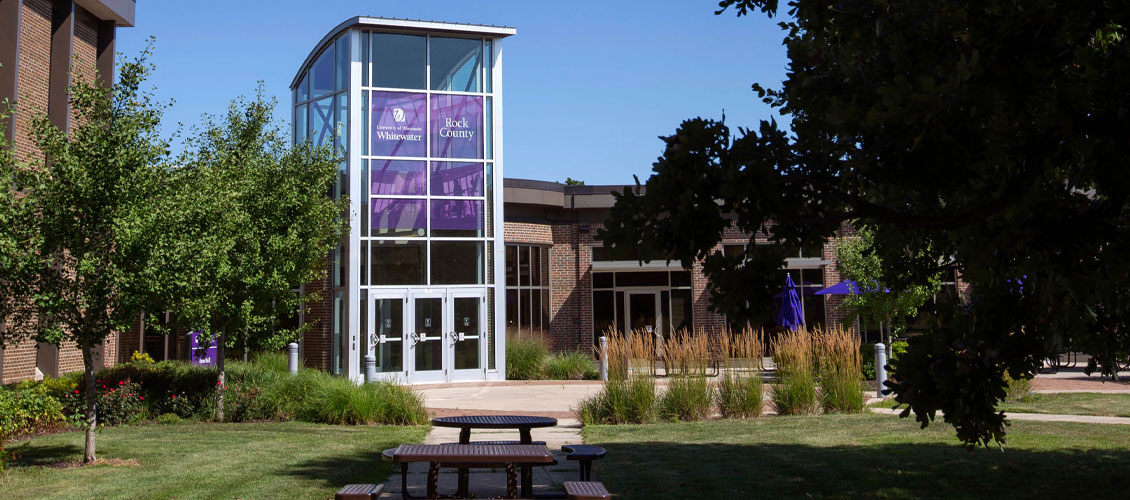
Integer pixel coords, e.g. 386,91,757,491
384,443,555,499
335,483,385,500
560,445,606,481
563,481,611,500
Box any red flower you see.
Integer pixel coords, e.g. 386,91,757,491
171,395,176,399
102,385,107,389
73,389,79,394
217,381,222,385
139,396,144,400
223,386,228,390
119,381,124,385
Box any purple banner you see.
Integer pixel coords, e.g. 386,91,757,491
185,331,217,367
371,91,427,157
431,199,483,236
372,160,426,196
430,162,484,197
430,95,483,159
372,198,426,236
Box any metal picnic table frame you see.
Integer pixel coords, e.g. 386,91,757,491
387,443,555,499
431,415,558,498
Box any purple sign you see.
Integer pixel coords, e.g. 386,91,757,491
371,160,426,196
430,199,483,236
430,162,483,197
371,91,427,157
430,95,483,159
185,331,218,367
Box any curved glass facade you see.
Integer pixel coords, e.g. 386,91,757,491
293,19,509,383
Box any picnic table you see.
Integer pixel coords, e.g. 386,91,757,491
386,443,555,499
432,415,558,498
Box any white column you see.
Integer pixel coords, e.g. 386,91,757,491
346,27,363,383
491,39,506,380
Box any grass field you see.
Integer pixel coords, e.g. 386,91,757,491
1,421,426,500
1000,392,1130,418
583,414,1130,498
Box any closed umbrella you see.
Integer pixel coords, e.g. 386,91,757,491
778,274,805,330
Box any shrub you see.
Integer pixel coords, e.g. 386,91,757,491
0,384,66,442
37,373,83,400
63,378,146,426
576,377,658,425
860,343,876,380
1003,371,1032,402
890,340,909,360
544,352,598,380
131,351,156,364
506,330,549,380
771,329,819,415
220,381,263,422
816,327,865,414
297,377,427,425
156,413,181,425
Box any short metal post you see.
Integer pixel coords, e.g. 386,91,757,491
599,336,609,382
287,342,299,375
874,342,888,398
365,354,377,383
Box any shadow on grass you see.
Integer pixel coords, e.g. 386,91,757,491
595,442,1130,499
9,444,84,467
284,450,393,488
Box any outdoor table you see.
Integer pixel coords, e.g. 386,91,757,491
387,443,555,499
432,415,558,498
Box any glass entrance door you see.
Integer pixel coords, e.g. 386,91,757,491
449,290,486,380
626,292,662,336
368,293,406,380
409,293,446,383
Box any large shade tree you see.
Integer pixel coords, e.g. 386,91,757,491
2,49,171,462
601,0,1130,446
137,88,344,421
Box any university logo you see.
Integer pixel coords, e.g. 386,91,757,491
392,108,406,123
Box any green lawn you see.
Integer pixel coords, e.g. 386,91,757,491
2,421,426,500
1000,393,1130,418
583,414,1130,499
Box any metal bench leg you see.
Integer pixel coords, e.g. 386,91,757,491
456,466,470,498
507,462,518,499
580,460,592,481
400,462,422,500
521,464,533,498
427,462,439,499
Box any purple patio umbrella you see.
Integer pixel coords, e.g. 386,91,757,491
778,274,805,330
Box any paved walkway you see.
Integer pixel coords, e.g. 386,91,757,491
1031,366,1130,393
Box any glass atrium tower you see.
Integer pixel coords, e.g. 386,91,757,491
292,17,515,383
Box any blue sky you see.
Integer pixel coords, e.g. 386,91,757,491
117,1,788,185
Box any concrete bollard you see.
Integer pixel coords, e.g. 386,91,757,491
365,354,377,383
599,336,609,382
874,343,888,398
288,342,299,375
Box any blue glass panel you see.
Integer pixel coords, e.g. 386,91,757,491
335,94,348,152
311,48,334,99
430,37,482,92
371,33,426,89
294,104,307,143
310,97,334,147
430,162,483,197
336,37,349,91
484,40,492,93
297,73,308,103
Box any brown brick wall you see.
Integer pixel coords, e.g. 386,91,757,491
302,259,334,371
546,223,594,352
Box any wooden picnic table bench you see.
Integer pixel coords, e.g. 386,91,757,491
385,443,555,499
432,415,558,497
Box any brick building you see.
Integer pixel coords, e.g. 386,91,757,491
0,0,135,385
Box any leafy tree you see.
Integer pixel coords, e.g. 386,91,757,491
0,96,40,350
602,0,1130,447
564,177,585,186
142,87,344,421
5,48,171,462
834,226,941,344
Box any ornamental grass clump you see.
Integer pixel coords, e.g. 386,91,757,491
505,329,550,380
816,326,864,413
575,329,658,424
659,331,713,422
544,351,599,380
771,329,819,415
717,329,765,418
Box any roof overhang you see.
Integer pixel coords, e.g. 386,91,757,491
75,0,135,27
291,16,516,89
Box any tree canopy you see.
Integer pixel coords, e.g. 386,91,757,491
601,0,1130,446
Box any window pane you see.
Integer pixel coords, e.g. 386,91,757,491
431,241,484,285
671,289,693,333
361,31,369,87
311,48,334,99
360,240,368,285
335,94,349,153
297,73,308,103
616,271,669,287
332,290,345,374
670,271,692,287
505,246,517,286
723,244,745,259
484,96,493,159
592,272,613,289
519,289,530,332
371,160,425,196
430,94,483,159
370,241,425,285
519,246,530,286
430,36,482,92
591,246,611,262
371,199,426,237
430,199,483,237
531,247,542,286
484,40,493,93
486,162,494,237
531,289,542,332
361,160,369,237
615,291,625,334
371,33,426,89
505,289,518,330
310,97,334,147
375,298,403,372
430,162,484,197
336,37,349,91
370,91,427,157
294,104,307,143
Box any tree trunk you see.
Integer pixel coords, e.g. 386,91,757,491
215,327,226,422
81,339,97,463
